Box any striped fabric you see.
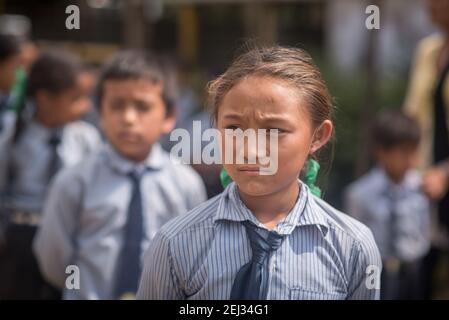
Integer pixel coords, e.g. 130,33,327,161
137,181,382,300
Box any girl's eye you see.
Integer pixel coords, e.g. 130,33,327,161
225,125,240,130
268,128,286,133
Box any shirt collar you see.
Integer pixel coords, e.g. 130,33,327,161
104,142,165,175
214,180,329,236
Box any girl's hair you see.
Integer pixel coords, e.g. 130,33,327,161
207,45,334,129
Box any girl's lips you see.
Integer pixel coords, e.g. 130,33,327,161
237,166,261,176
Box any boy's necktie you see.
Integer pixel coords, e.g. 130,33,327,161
230,221,285,300
47,131,62,182
114,170,145,299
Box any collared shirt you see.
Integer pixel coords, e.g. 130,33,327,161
137,181,382,300
344,167,430,262
33,143,207,300
0,116,101,213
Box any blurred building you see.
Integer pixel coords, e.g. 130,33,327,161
0,0,325,71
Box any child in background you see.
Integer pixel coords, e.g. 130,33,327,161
33,50,207,300
0,50,101,299
137,46,381,300
345,110,430,300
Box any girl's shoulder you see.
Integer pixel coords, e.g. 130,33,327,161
309,195,378,251
156,192,223,240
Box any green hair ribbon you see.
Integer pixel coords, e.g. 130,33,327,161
304,159,321,198
220,167,233,189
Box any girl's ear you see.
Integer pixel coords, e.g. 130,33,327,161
310,120,333,154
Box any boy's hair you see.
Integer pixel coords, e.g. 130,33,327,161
0,34,21,63
95,50,177,115
207,45,334,128
372,110,421,149
27,50,84,98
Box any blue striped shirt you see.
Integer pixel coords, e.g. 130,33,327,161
137,181,382,300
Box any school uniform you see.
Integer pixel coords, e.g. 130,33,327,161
344,167,430,299
137,181,382,300
0,107,101,299
33,142,207,300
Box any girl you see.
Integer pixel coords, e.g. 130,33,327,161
137,46,381,300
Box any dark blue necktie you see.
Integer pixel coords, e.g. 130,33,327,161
230,221,285,300
114,170,145,298
47,131,62,182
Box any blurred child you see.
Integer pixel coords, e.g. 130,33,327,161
0,50,101,299
137,46,381,300
33,51,207,300
345,110,430,300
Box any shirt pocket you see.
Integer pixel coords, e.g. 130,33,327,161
289,288,347,300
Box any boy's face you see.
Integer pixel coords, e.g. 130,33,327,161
376,144,419,183
217,75,332,197
35,72,92,126
100,78,175,162
0,54,21,92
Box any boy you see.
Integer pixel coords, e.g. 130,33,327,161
345,110,430,299
0,50,101,299
33,50,207,300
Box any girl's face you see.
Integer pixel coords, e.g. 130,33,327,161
217,75,332,197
